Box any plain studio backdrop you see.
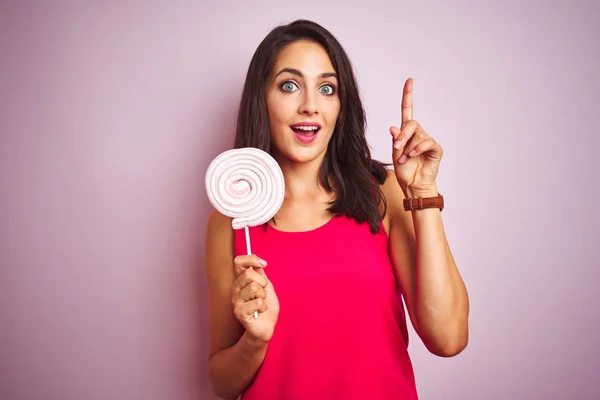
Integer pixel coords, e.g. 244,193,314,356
1,1,598,399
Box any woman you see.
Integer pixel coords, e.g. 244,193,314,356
204,19,469,400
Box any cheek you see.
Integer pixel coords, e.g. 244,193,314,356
267,95,290,123
324,100,341,125
271,105,286,123
266,100,289,143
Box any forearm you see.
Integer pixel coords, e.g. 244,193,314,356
208,331,269,399
407,187,469,356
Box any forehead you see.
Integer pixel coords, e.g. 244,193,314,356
273,40,335,74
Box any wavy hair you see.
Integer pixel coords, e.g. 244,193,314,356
234,19,388,233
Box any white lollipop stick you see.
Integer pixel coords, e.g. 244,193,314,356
205,147,285,319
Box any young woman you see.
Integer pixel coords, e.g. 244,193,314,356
204,19,469,400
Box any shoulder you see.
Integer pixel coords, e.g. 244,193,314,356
379,169,413,233
205,210,234,274
380,169,406,216
206,209,233,238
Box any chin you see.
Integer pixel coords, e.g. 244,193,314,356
276,145,327,165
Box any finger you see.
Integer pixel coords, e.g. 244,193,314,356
401,78,414,127
238,281,267,302
390,126,403,151
393,120,419,157
407,138,442,160
234,298,268,321
390,125,402,148
232,268,268,294
400,138,436,164
402,129,428,156
233,254,267,278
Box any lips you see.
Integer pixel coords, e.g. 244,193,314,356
290,122,321,144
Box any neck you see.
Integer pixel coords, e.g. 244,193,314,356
275,153,327,200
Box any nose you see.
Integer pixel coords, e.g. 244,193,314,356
298,90,318,116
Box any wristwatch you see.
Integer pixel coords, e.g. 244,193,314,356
403,193,444,211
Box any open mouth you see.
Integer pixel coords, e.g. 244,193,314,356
290,123,321,143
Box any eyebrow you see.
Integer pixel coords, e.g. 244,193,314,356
274,67,337,80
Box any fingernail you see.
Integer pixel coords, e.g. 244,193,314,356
258,258,267,266
409,149,416,157
398,155,407,164
393,140,402,149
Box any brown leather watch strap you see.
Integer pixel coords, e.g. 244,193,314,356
403,193,444,211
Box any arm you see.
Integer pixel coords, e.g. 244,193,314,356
383,170,469,357
204,210,268,399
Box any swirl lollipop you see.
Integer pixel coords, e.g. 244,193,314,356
205,147,285,318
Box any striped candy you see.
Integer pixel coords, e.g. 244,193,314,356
205,147,285,230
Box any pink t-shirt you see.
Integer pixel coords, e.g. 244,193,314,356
234,215,419,400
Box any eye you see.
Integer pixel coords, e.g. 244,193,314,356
281,81,299,92
319,84,335,95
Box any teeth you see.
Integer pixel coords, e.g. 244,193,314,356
293,126,318,131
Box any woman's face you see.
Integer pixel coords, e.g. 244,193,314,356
266,40,341,166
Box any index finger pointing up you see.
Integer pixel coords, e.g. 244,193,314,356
401,78,414,127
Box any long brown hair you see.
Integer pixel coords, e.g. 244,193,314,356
234,19,389,233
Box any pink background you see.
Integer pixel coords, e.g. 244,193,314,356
1,1,599,399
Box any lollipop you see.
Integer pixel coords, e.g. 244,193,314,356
205,147,285,318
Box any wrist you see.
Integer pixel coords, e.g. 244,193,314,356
404,184,439,199
242,330,270,348
239,331,269,361
402,184,444,213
